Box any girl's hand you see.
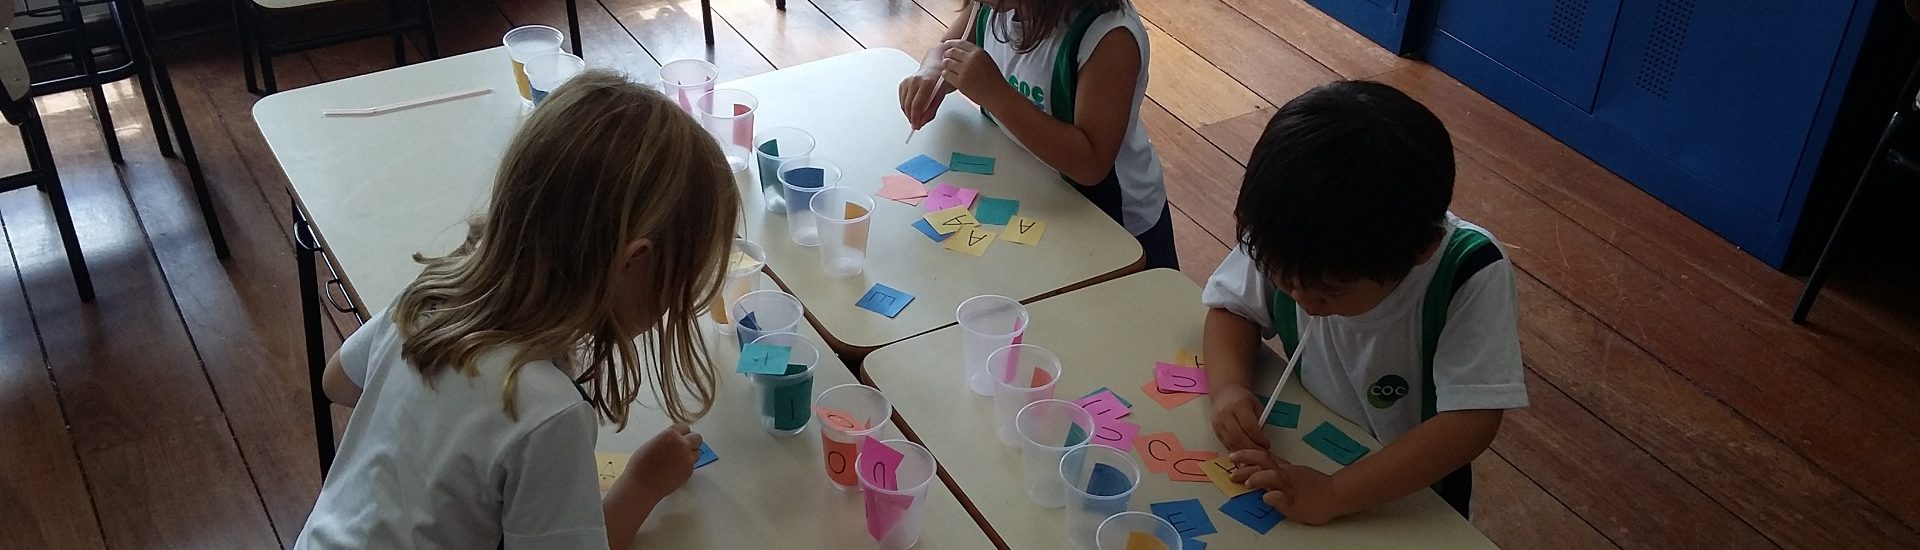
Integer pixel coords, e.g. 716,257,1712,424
939,40,1008,104
1243,462,1352,526
1209,387,1273,451
898,69,953,130
614,424,703,502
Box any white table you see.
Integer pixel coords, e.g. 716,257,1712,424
862,269,1496,549
720,49,1142,353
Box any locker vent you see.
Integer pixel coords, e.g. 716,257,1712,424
1635,0,1695,99
1548,0,1586,49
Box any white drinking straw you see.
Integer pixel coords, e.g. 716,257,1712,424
1256,316,1317,430
906,18,977,143
323,88,492,117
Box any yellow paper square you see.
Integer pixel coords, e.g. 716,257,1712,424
1125,531,1169,550
1000,216,1047,245
922,206,980,235
595,452,629,491
1201,457,1255,497
844,202,871,248
944,226,996,256
1175,348,1204,368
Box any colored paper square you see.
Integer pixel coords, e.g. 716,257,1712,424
1304,422,1371,465
1125,532,1169,550
856,284,915,318
922,206,980,234
1081,386,1133,408
1086,463,1132,497
858,436,906,490
783,166,825,189
1166,451,1218,482
1154,362,1209,394
974,197,1020,225
920,183,979,212
911,219,952,242
1201,457,1255,497
1134,432,1185,474
1140,381,1203,410
878,174,928,204
738,312,759,331
1149,499,1218,538
694,441,719,469
949,152,996,174
864,487,915,541
763,373,814,431
1259,396,1302,429
944,226,997,257
1219,490,1284,534
1073,389,1131,421
1090,416,1141,450
595,452,628,491
1001,216,1047,245
1175,348,1204,368
1184,538,1206,550
1065,423,1088,447
897,154,948,182
736,343,792,375
814,405,868,431
824,436,859,486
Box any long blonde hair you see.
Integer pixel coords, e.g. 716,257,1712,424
392,70,738,429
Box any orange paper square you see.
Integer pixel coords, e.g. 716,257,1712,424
1140,381,1203,410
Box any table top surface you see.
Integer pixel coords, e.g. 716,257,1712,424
596,273,995,549
861,269,1496,549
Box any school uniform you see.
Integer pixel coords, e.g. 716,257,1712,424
972,3,1178,269
1200,214,1527,516
295,309,603,550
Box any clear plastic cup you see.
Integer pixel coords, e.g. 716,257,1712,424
1016,399,1095,508
730,290,805,351
779,158,841,247
503,25,564,108
697,89,757,172
753,127,814,213
989,344,1061,447
523,52,584,106
810,187,875,279
1061,445,1141,549
859,439,937,550
1095,512,1183,550
660,58,717,116
748,332,817,437
710,238,766,335
957,296,1028,396
815,384,892,491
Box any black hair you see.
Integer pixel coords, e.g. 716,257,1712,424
1235,80,1454,288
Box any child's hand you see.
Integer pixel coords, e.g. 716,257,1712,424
1241,460,1351,526
938,40,1007,104
612,424,704,502
898,70,953,130
1226,449,1282,478
1209,387,1273,451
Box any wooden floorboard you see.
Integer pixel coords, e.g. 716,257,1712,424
708,0,862,69
601,0,774,80
1134,0,1336,107
1471,452,1617,550
1139,19,1269,128
1140,101,1243,245
805,0,953,54
1216,0,1409,80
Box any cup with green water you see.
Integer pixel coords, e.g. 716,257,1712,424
747,332,816,437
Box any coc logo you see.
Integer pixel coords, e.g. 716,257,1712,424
1368,375,1410,409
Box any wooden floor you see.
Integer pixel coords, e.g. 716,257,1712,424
3,0,1918,548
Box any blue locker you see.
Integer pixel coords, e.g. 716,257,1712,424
1433,0,1622,111
1306,0,1417,53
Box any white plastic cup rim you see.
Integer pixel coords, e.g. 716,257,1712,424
697,89,758,119
1016,399,1096,452
957,295,1028,338
728,238,767,277
731,290,804,330
810,187,875,224
813,383,891,437
660,58,718,86
1060,445,1141,500
755,127,815,160
778,160,842,192
524,52,586,89
503,25,563,59
856,439,937,495
1096,512,1182,550
990,344,1061,392
746,332,819,380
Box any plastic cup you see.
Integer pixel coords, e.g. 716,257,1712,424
1016,399,1095,508
1096,512,1183,550
989,344,1061,447
1061,445,1141,549
709,238,766,335
660,58,718,115
815,384,892,491
523,52,585,106
957,296,1028,396
858,439,937,550
810,187,875,279
747,332,817,437
779,158,841,247
753,127,814,213
697,89,758,172
730,290,805,351
504,25,564,108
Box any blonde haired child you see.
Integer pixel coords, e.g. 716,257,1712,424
297,70,740,549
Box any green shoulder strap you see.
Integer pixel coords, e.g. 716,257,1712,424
970,5,1105,124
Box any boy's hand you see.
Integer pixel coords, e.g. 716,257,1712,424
898,70,953,130
612,424,703,503
938,40,1008,104
1226,449,1282,478
1243,461,1352,526
1210,387,1272,451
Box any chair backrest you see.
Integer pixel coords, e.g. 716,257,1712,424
1,8,29,105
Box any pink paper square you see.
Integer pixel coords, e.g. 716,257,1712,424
863,488,914,541
1154,362,1209,394
1091,416,1141,450
1073,390,1131,421
858,436,906,490
878,175,928,204
922,193,964,212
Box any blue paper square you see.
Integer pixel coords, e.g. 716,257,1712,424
856,284,914,318
973,197,1020,225
737,343,793,375
782,167,825,189
1303,422,1370,465
1259,395,1303,429
911,218,952,242
1219,490,1283,534
739,312,760,331
897,154,949,182
1086,463,1130,497
1150,499,1218,538
694,441,718,469
1184,538,1207,550
949,152,996,174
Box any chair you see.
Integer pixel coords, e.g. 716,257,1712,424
2,6,92,302
236,0,438,95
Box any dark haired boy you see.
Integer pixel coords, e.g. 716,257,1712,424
1202,81,1525,525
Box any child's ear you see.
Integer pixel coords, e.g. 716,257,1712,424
622,238,655,270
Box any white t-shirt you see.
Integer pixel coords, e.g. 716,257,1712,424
980,4,1168,236
1201,215,1527,443
295,309,605,550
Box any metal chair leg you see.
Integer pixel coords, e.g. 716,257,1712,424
386,0,406,67
20,110,94,303
133,72,175,158
236,0,264,95
1793,111,1901,324
565,0,584,57
58,1,123,164
84,85,122,164
419,0,439,59
127,0,231,260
